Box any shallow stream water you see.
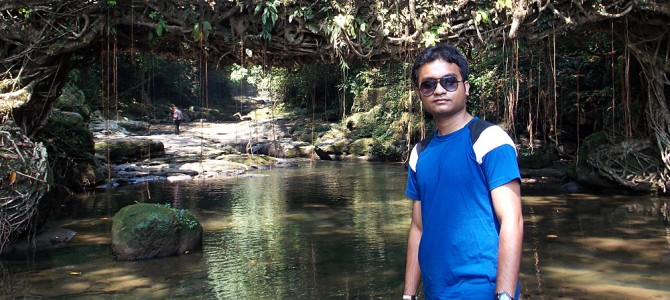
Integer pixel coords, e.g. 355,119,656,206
1,161,669,299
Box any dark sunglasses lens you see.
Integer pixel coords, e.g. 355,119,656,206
440,76,459,92
419,79,438,96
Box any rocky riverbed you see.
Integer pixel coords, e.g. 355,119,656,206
92,117,311,186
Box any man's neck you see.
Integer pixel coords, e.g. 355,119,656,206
435,112,473,136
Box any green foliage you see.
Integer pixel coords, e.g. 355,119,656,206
193,21,212,42
474,10,491,25
282,64,342,114
226,64,287,101
255,1,280,41
288,6,313,23
149,11,167,37
17,8,31,18
66,52,234,119
370,138,403,161
56,83,90,121
164,203,199,229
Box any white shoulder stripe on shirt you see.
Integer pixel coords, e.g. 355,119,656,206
472,126,517,164
408,145,419,172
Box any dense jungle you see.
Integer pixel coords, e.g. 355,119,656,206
1,1,669,253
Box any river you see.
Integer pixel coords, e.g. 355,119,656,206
1,161,669,299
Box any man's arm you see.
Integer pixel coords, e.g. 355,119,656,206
404,200,423,296
491,179,523,296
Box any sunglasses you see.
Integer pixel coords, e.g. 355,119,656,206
419,75,464,97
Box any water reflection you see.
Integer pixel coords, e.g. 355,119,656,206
521,186,670,299
0,161,669,299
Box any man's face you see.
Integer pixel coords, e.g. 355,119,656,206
416,59,469,119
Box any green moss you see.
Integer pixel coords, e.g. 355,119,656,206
34,111,101,189
94,139,165,162
227,154,276,166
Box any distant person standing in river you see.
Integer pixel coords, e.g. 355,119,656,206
171,105,184,135
402,44,524,300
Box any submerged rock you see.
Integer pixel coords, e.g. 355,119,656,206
1,222,76,255
111,203,202,260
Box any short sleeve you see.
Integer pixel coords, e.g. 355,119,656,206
405,145,421,200
480,144,520,191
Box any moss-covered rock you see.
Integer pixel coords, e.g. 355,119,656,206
35,110,102,190
348,138,374,156
95,139,165,163
517,149,559,169
111,203,203,261
226,154,277,167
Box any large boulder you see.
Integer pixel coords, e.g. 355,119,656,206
348,138,374,157
111,203,203,261
35,110,102,190
95,138,165,163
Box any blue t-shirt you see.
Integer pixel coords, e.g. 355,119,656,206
405,118,520,299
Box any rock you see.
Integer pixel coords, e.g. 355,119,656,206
111,203,203,261
2,222,76,254
35,111,103,190
518,150,559,169
317,139,348,155
95,138,165,163
266,139,310,158
348,138,374,157
60,111,84,121
117,120,150,133
561,181,581,193
88,119,131,137
314,147,332,160
520,168,567,181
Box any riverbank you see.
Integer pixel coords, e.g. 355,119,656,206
94,118,308,186
95,118,574,191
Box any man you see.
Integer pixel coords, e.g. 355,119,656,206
171,106,184,135
403,44,523,300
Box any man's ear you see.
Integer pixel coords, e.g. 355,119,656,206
464,81,470,96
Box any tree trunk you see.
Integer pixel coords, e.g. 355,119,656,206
12,54,71,138
626,36,670,191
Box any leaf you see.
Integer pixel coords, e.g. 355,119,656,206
245,48,253,57
193,24,201,41
156,18,166,37
202,21,212,38
8,171,16,186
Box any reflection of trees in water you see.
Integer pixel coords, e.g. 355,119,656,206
608,199,670,224
0,259,34,298
524,205,545,297
521,192,670,298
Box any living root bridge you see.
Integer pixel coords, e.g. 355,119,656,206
588,139,669,193
0,125,50,253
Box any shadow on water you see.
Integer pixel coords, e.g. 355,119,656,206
1,161,669,299
521,184,670,299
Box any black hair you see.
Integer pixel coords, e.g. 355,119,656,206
411,44,469,87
